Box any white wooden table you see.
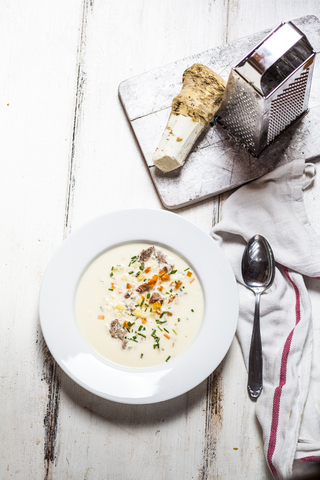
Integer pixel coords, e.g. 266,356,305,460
1,2,320,479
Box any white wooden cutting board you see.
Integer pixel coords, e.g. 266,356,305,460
119,15,320,210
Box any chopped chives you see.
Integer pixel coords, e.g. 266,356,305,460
191,309,194,312
157,326,163,332
163,328,169,333
140,353,143,358
184,267,190,271
171,270,177,274
147,293,150,299
172,329,177,335
128,256,137,267
128,271,134,274
139,262,145,271
108,288,113,291
160,311,167,318
138,325,143,331
110,272,113,277
166,356,171,362
140,298,145,307
138,333,146,338
177,318,181,322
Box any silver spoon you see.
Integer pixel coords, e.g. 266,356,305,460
242,234,275,399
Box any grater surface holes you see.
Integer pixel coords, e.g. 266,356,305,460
221,87,256,148
267,69,309,144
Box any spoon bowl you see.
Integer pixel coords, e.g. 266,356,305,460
242,234,275,399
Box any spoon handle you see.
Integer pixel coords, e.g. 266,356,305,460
248,292,263,399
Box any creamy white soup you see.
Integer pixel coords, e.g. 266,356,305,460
75,243,204,368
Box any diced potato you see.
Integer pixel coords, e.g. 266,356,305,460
115,304,124,311
133,309,146,319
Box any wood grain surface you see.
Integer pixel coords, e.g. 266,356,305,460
1,1,320,479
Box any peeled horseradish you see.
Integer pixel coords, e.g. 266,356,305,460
152,63,226,173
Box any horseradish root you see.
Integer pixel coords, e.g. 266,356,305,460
152,64,226,173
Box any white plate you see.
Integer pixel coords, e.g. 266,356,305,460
39,209,238,404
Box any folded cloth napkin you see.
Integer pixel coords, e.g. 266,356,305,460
211,157,320,479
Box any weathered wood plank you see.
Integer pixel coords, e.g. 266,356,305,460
0,1,84,479
50,1,228,479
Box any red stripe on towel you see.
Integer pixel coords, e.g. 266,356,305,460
267,267,301,478
299,456,320,462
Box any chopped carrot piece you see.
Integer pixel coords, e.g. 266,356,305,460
157,286,164,292
160,274,170,282
164,334,170,340
167,312,172,316
186,271,192,277
126,283,132,289
144,266,151,273
123,320,129,328
175,280,182,290
147,275,158,287
190,278,195,284
159,269,167,276
142,318,147,324
168,295,175,304
98,315,105,320
170,281,174,286
153,301,161,310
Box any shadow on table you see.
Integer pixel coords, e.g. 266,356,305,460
58,361,223,426
38,321,224,430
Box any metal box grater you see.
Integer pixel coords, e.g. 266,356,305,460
215,21,316,157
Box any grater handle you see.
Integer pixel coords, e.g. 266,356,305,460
236,22,304,93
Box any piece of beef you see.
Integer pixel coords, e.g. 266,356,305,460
109,319,126,340
154,249,167,264
122,339,128,349
124,290,132,299
149,292,163,304
136,283,151,293
138,246,155,263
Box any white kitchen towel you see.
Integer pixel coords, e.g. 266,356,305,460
211,157,320,479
